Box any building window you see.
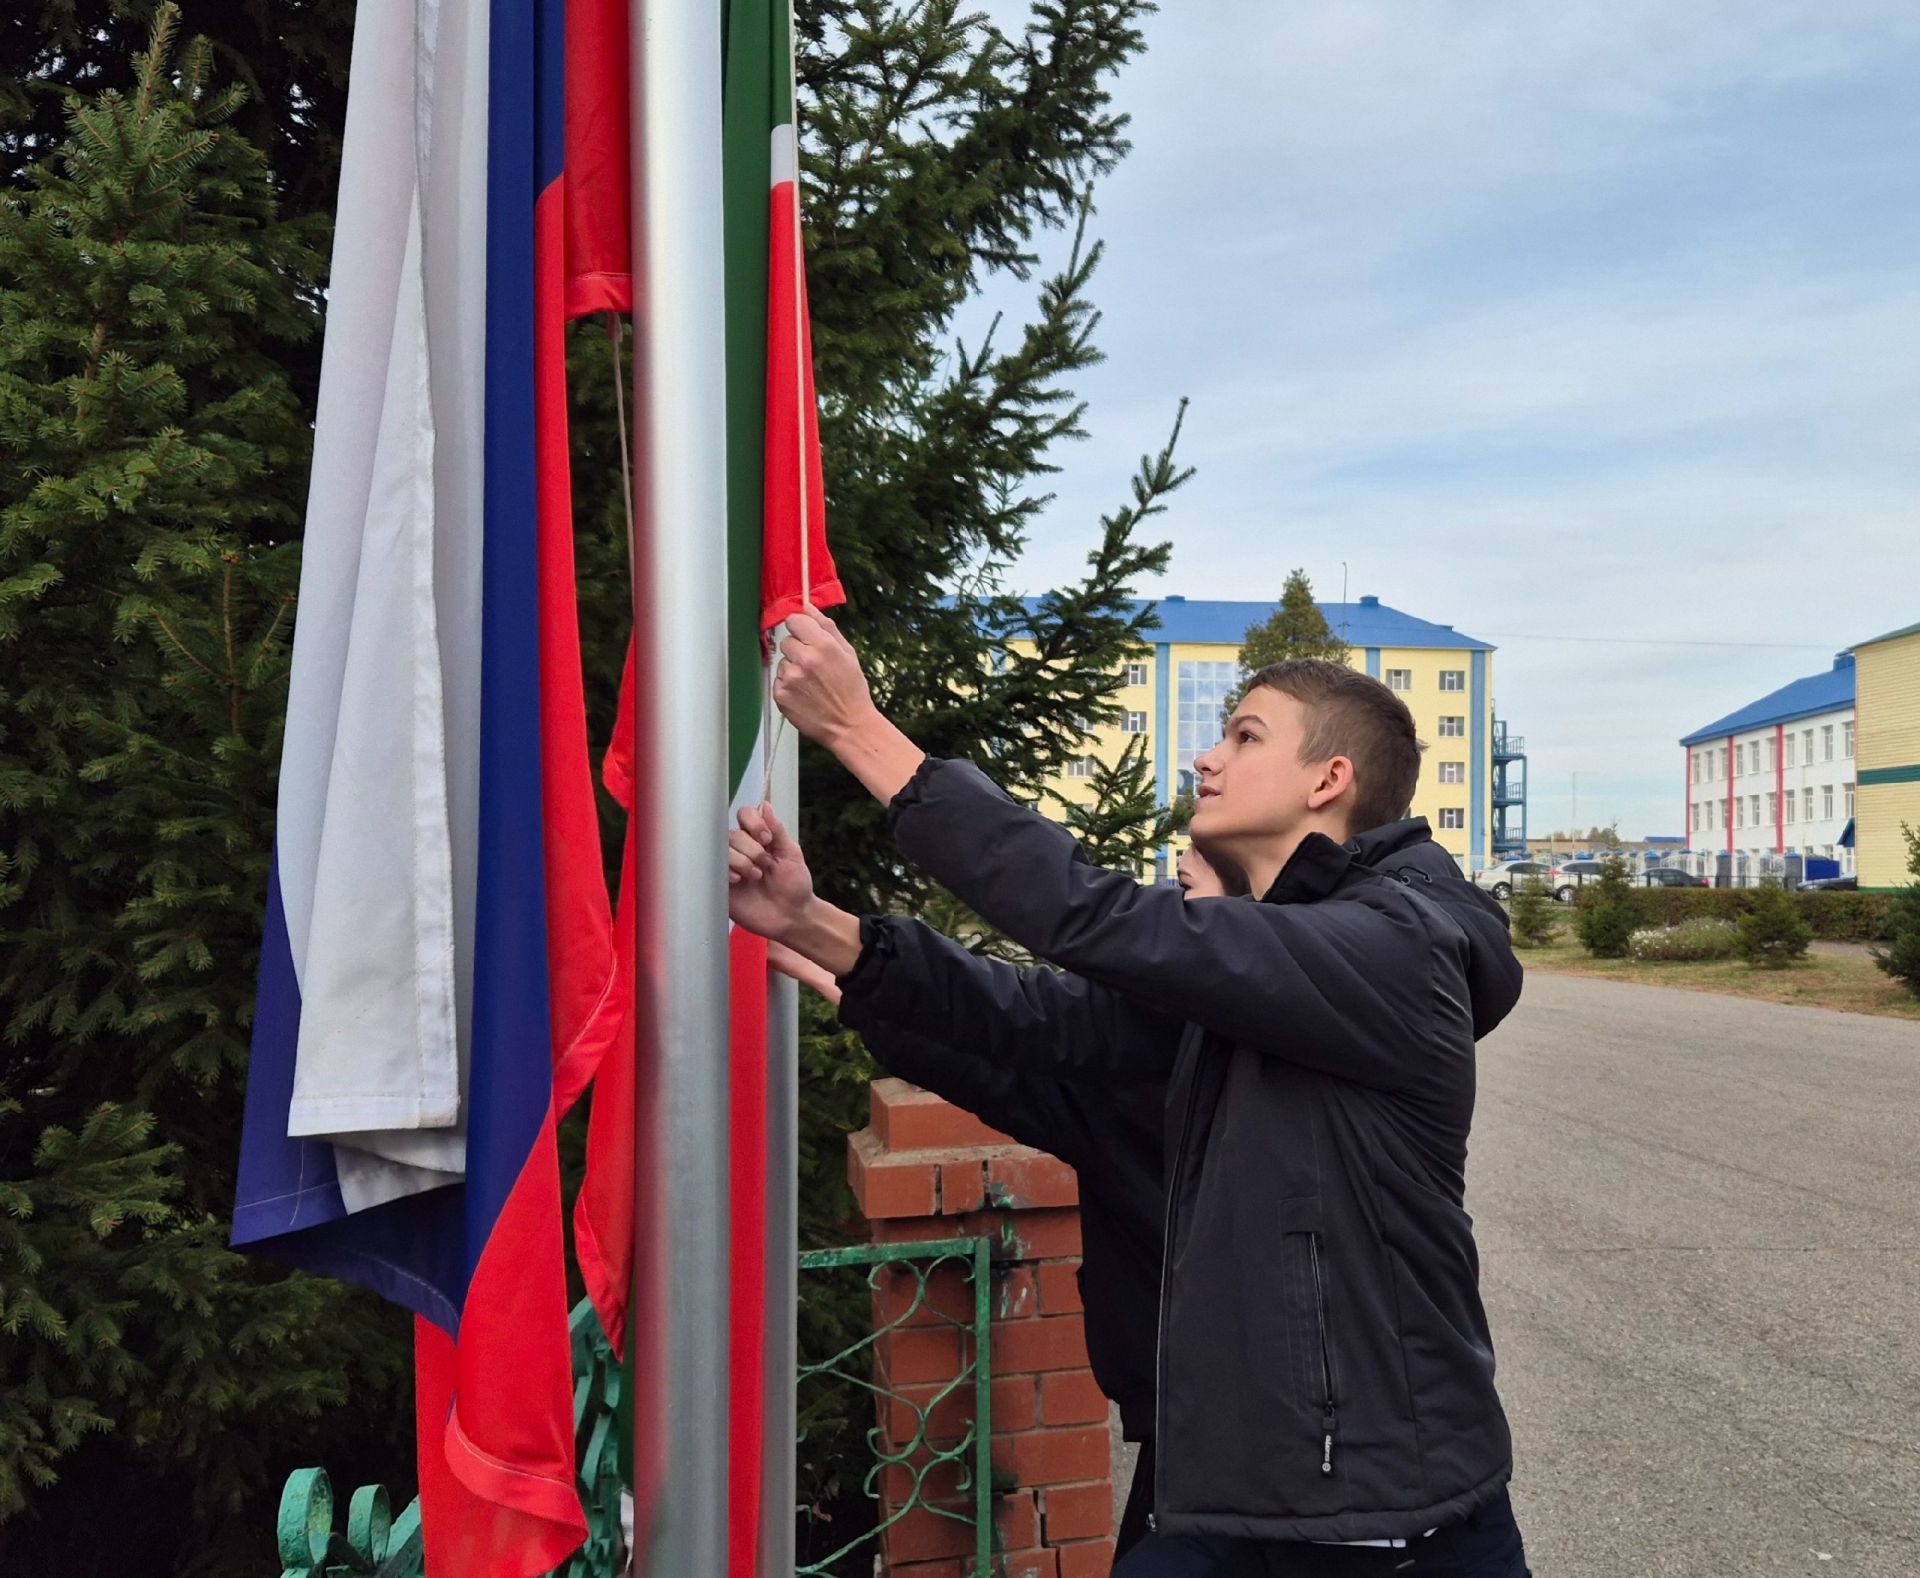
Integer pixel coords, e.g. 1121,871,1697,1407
1767,792,1777,826
1802,728,1814,765
1386,668,1413,691
1123,710,1148,734
1784,793,1795,825
1803,786,1815,822
1438,761,1466,784
1125,661,1149,687
1785,734,1795,768
1175,660,1243,791
1439,670,1466,692
1750,795,1761,828
1066,755,1095,780
1735,798,1745,829
1767,735,1777,772
1845,782,1855,817
1437,715,1466,738
1822,784,1834,820
1692,803,1702,833
1822,724,1834,762
1844,720,1855,758
1438,808,1466,830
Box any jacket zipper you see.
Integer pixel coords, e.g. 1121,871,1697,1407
1309,1232,1338,1475
1150,1033,1207,1532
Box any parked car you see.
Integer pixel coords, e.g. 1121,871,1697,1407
1471,859,1562,901
1642,868,1708,889
1550,858,1610,901
1799,874,1858,892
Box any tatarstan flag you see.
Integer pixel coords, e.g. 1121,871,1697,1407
576,0,843,1569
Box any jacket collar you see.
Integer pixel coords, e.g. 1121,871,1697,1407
1258,817,1435,905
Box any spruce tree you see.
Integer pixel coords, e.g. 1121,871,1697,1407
1872,825,1920,998
0,12,406,1565
1574,840,1638,959
1049,733,1190,877
1738,877,1814,969
1240,567,1352,672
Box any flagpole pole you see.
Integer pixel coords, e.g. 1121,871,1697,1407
760,717,800,1575
629,0,731,1571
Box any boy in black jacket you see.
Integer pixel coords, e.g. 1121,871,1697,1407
729,613,1531,1576
769,845,1228,1561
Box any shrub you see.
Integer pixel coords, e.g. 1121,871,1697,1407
1627,918,1741,962
1623,886,1893,941
1509,876,1556,949
1872,824,1920,1000
1738,878,1814,968
1575,849,1638,958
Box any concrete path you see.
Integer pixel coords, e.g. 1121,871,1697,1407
1477,970,1920,1575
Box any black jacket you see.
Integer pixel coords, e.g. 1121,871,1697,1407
861,758,1526,1544
837,930,1164,1439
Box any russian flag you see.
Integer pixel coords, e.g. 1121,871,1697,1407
233,0,628,1572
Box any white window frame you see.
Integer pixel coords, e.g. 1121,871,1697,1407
1750,795,1761,828
1692,803,1702,833
1735,798,1745,829
1066,755,1096,780
1803,786,1815,821
1438,761,1466,784
1438,807,1466,830
1766,735,1777,772
1122,710,1148,735
1822,724,1834,762
1386,668,1413,692
1845,782,1855,817
1822,784,1834,820
1125,661,1149,687
1437,715,1466,738
1785,734,1796,768
1844,720,1855,758
1766,791,1777,827
1784,793,1795,826
1439,670,1466,692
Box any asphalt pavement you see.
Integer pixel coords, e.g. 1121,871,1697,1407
1477,970,1920,1576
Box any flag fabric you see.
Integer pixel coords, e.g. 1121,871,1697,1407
574,0,843,1569
232,0,627,1573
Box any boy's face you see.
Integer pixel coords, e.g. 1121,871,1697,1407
1175,845,1227,898
1189,687,1352,859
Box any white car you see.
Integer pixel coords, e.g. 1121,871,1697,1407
1471,859,1564,901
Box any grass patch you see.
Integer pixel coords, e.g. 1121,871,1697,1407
1519,926,1920,1022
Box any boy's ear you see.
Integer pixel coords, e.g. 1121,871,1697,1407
1305,755,1354,815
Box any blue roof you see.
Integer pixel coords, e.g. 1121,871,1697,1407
1017,594,1492,651
1679,655,1855,747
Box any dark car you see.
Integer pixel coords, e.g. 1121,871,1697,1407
1799,874,1858,892
1643,868,1708,889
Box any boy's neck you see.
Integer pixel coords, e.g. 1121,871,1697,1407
1237,816,1352,899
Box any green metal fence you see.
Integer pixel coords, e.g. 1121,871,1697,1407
794,1235,994,1577
271,1234,993,1577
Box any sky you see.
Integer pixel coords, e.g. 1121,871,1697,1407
980,0,1920,840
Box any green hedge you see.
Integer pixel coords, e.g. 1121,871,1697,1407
1579,886,1896,942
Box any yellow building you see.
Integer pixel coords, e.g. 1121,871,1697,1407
1039,595,1508,874
1853,619,1920,890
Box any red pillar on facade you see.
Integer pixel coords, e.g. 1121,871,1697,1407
848,1077,1118,1578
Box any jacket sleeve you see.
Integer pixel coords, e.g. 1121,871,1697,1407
836,913,1181,1082
843,1012,1118,1171
886,759,1437,1090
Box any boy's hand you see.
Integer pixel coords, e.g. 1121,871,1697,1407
728,804,814,940
767,939,842,1008
773,611,879,748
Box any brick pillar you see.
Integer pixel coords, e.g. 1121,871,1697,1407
848,1077,1117,1578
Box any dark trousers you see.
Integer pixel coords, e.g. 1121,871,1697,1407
1113,1488,1531,1578
1116,1438,1158,1563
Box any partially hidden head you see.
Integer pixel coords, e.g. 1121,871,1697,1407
1175,842,1244,899
1189,658,1423,883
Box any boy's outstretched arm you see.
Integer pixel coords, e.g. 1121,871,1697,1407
730,805,1177,1080
766,613,1437,1090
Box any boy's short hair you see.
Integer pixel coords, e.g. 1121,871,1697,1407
1246,659,1425,835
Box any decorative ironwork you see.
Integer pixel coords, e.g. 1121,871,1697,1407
794,1236,994,1578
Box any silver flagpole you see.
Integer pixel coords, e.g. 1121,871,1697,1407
630,0,731,1571
760,718,799,1575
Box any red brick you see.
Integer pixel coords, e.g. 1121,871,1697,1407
991,1373,1038,1434
1040,1370,1109,1428
849,1128,939,1219
994,1488,1039,1551
1035,1260,1084,1316
940,1158,988,1214
1057,1538,1117,1578
876,1214,949,1243
993,1314,1089,1376
977,1207,1081,1261
873,1078,1018,1151
873,1264,977,1332
884,1502,976,1565
1040,1481,1113,1544
994,1266,1039,1321
986,1150,1080,1210
894,1562,962,1578
878,1325,962,1386
997,1425,1110,1488
966,1552,1058,1578
879,1454,966,1510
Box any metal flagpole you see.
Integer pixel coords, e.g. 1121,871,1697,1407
760,719,800,1575
629,0,731,1571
